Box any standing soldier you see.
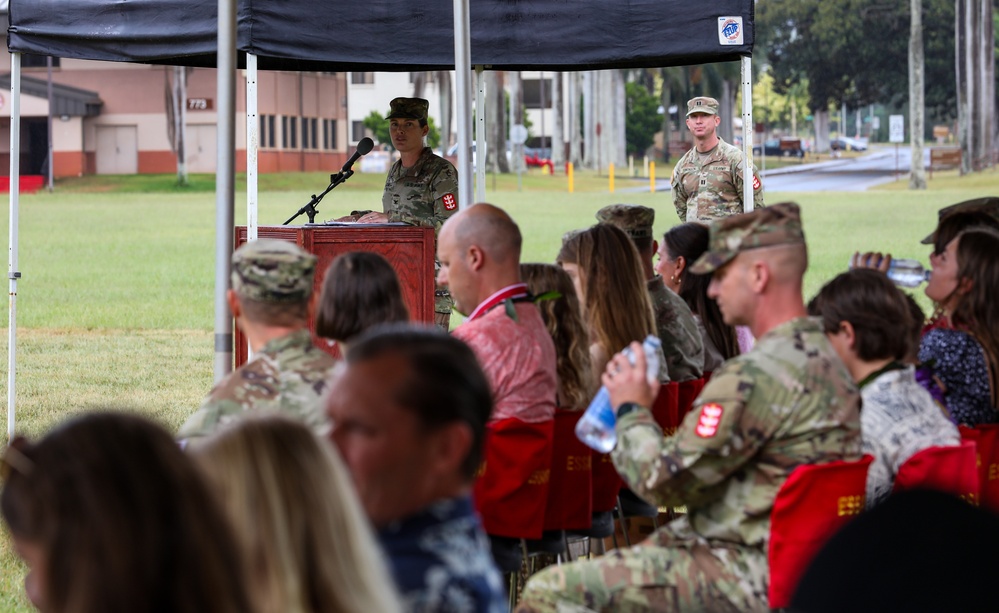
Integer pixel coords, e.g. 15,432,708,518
672,96,764,222
354,97,460,330
178,239,335,444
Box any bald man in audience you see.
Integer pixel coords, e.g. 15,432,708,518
437,203,557,424
517,202,861,612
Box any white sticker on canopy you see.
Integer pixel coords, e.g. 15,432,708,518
718,17,744,46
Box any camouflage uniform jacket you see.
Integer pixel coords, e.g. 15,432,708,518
382,147,459,234
178,329,335,442
648,276,704,382
612,316,861,549
671,137,764,222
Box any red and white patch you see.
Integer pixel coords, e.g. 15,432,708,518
695,403,724,438
442,193,457,211
752,175,761,191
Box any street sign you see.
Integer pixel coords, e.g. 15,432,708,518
510,124,528,145
872,116,880,130
889,115,904,143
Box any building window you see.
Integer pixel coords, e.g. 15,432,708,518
289,117,298,149
351,120,367,143
259,114,277,148
281,116,289,148
310,118,318,150
351,72,374,85
324,119,337,150
301,119,310,150
523,78,553,110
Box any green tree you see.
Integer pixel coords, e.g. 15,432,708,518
625,81,660,156
362,110,440,150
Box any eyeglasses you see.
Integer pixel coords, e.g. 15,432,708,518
0,436,34,481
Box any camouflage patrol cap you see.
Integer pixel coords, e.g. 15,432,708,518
386,97,430,121
595,204,655,239
920,196,999,244
690,202,805,274
231,239,317,303
686,96,720,117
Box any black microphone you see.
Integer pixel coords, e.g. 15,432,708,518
341,137,374,173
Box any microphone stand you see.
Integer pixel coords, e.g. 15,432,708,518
283,169,355,225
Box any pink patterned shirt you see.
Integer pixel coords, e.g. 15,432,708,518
454,300,557,424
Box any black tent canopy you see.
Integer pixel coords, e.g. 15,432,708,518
9,0,754,70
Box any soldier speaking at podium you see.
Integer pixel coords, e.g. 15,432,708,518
353,97,460,330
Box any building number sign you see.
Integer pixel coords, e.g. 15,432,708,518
187,98,213,111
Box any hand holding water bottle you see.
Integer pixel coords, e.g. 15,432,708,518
603,342,660,409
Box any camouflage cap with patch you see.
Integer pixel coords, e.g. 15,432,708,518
686,96,720,117
690,202,804,274
386,97,429,121
920,196,999,244
595,204,655,239
231,239,317,303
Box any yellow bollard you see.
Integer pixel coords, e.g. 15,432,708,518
649,161,656,193
609,163,615,193
568,162,574,194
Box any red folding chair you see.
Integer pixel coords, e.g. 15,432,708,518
893,441,979,506
677,377,705,424
768,455,873,609
543,409,593,532
972,425,999,512
650,381,681,436
473,417,555,539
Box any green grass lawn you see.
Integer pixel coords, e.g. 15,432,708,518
0,167,995,609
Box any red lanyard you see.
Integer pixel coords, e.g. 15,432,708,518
465,284,529,322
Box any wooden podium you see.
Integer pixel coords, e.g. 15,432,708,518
234,224,436,367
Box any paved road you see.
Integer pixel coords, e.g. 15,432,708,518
621,146,928,193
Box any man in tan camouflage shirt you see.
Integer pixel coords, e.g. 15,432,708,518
354,97,460,330
517,202,861,612
672,96,764,222
178,239,334,444
596,204,704,383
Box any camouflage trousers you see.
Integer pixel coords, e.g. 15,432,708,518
516,523,768,613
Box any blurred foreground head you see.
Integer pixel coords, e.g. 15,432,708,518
0,412,252,613
190,414,400,613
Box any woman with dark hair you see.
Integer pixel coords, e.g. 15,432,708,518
1,412,254,613
656,222,740,373
557,224,665,385
315,251,409,355
919,227,999,425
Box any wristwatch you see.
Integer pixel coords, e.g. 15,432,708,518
616,402,642,419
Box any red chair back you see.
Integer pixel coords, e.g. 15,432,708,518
473,417,554,539
650,382,681,435
591,451,623,513
971,425,999,512
543,409,593,532
677,377,705,424
892,441,979,505
768,455,873,609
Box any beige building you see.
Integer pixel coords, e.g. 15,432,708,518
0,41,349,178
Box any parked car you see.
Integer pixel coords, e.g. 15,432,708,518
829,137,868,152
753,138,805,158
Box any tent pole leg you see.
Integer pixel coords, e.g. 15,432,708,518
741,55,753,213
7,53,21,440
452,0,474,208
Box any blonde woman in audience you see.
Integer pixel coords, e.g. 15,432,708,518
189,414,401,613
521,263,595,410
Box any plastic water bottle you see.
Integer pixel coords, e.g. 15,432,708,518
848,257,930,288
576,335,662,453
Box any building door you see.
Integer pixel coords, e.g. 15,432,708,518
186,124,217,173
96,125,138,175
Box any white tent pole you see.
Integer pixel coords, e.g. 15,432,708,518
246,54,258,241
741,55,754,213
214,0,236,383
7,53,21,439
452,0,473,207
475,66,486,204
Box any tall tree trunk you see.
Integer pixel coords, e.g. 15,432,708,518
660,71,672,163
569,72,583,167
814,109,830,153
438,71,452,156
583,71,596,169
614,70,627,167
719,79,734,143
486,71,510,174
173,66,188,186
509,71,523,172
412,72,427,99
552,72,565,169
909,0,926,189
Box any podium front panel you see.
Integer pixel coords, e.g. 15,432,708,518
234,224,435,367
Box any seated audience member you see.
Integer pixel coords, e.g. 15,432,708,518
657,222,740,373
808,269,959,506
791,490,999,613
558,224,667,386
437,203,557,424
326,325,506,612
901,292,948,412
521,263,594,410
1,412,253,613
596,204,704,382
517,203,860,612
178,239,334,442
315,251,409,356
189,414,401,613
919,227,999,425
